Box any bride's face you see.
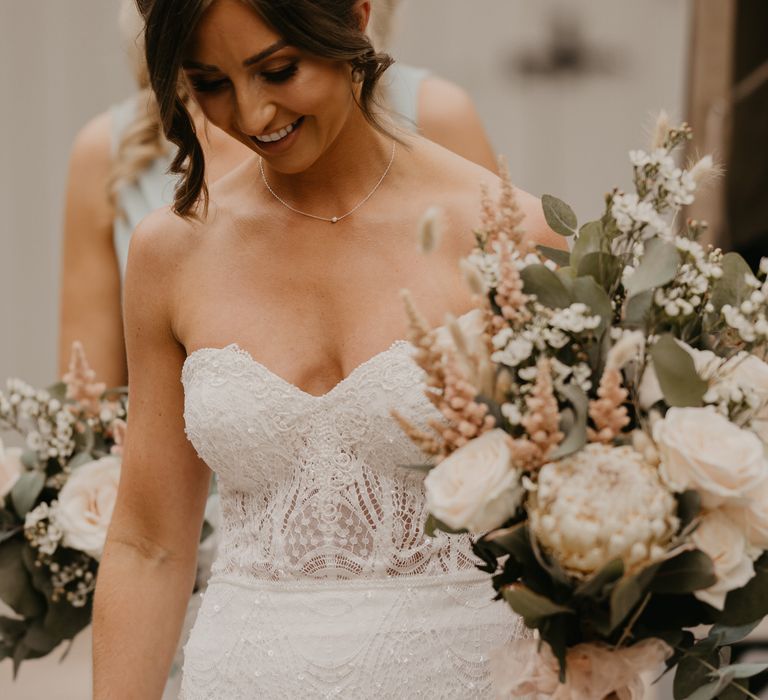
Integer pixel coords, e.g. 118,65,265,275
183,0,358,173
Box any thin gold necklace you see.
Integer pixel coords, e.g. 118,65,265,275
259,141,396,224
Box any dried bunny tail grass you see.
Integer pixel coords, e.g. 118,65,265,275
650,109,670,151
63,342,106,416
521,358,564,466
588,367,630,443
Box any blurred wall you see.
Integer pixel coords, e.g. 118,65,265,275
0,0,133,385
0,1,689,698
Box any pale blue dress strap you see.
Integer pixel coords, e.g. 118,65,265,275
109,95,176,282
383,62,430,131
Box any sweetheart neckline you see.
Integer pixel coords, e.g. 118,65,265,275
182,308,480,401
183,339,414,401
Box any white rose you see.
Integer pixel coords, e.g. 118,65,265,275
57,455,121,559
424,429,522,533
654,408,768,508
692,510,755,610
0,438,24,502
723,476,768,552
727,354,768,445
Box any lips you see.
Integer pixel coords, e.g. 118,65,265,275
252,116,304,145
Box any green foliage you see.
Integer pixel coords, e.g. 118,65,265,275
424,514,465,537
624,238,681,296
649,335,708,407
520,264,572,309
649,550,716,594
10,471,46,518
716,553,768,626
542,194,577,237
549,384,588,460
0,538,45,618
624,289,654,329
537,245,571,267
577,252,622,291
571,277,612,333
709,252,754,314
570,221,608,273
502,584,574,624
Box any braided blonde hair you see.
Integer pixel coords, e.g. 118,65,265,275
108,0,170,213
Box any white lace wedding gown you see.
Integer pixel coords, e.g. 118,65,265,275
178,325,527,699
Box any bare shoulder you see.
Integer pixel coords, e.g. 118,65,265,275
417,77,498,173
69,110,113,169
412,138,565,250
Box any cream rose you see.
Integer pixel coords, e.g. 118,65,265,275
0,438,23,502
728,354,768,445
424,429,522,533
692,510,755,610
57,455,121,559
654,408,768,508
724,476,768,552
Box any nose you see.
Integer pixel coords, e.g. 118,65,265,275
232,84,277,137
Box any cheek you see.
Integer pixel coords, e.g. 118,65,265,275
194,95,232,130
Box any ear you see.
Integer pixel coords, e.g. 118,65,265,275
354,0,372,33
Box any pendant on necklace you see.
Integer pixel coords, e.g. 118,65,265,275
331,217,338,224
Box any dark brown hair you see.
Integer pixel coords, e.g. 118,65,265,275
137,0,394,217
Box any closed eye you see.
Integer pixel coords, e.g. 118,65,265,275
261,62,299,84
189,77,230,93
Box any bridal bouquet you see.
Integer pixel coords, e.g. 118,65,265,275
399,116,768,699
0,344,216,675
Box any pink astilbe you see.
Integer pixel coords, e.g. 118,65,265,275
520,358,564,469
63,342,106,417
588,367,630,443
478,159,529,253
492,240,533,334
394,291,496,458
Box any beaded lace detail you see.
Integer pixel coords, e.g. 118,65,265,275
179,319,529,698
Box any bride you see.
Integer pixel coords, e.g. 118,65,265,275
92,0,563,697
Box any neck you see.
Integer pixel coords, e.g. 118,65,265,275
261,108,395,217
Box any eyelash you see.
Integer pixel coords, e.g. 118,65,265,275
190,63,298,94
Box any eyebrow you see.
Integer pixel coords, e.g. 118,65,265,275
182,39,288,73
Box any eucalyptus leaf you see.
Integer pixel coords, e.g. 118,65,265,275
574,558,624,599
520,264,572,309
0,538,45,618
483,523,534,563
502,584,574,623
624,238,681,296
715,662,768,679
650,550,716,594
542,194,577,237
716,553,768,625
571,276,612,332
577,252,622,291
549,383,588,460
45,382,68,402
537,245,571,267
676,490,702,531
20,450,39,470
10,471,46,519
708,620,762,646
710,252,754,313
68,452,95,470
424,514,465,537
609,562,660,631
571,221,607,272
624,290,653,329
649,335,708,407
674,650,721,700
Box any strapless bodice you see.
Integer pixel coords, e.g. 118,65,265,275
181,337,479,585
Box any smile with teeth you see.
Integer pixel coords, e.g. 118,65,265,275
254,117,303,143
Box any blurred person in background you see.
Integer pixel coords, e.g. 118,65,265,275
57,0,497,389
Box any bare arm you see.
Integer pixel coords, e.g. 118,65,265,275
418,77,499,174
58,112,128,386
92,214,211,699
